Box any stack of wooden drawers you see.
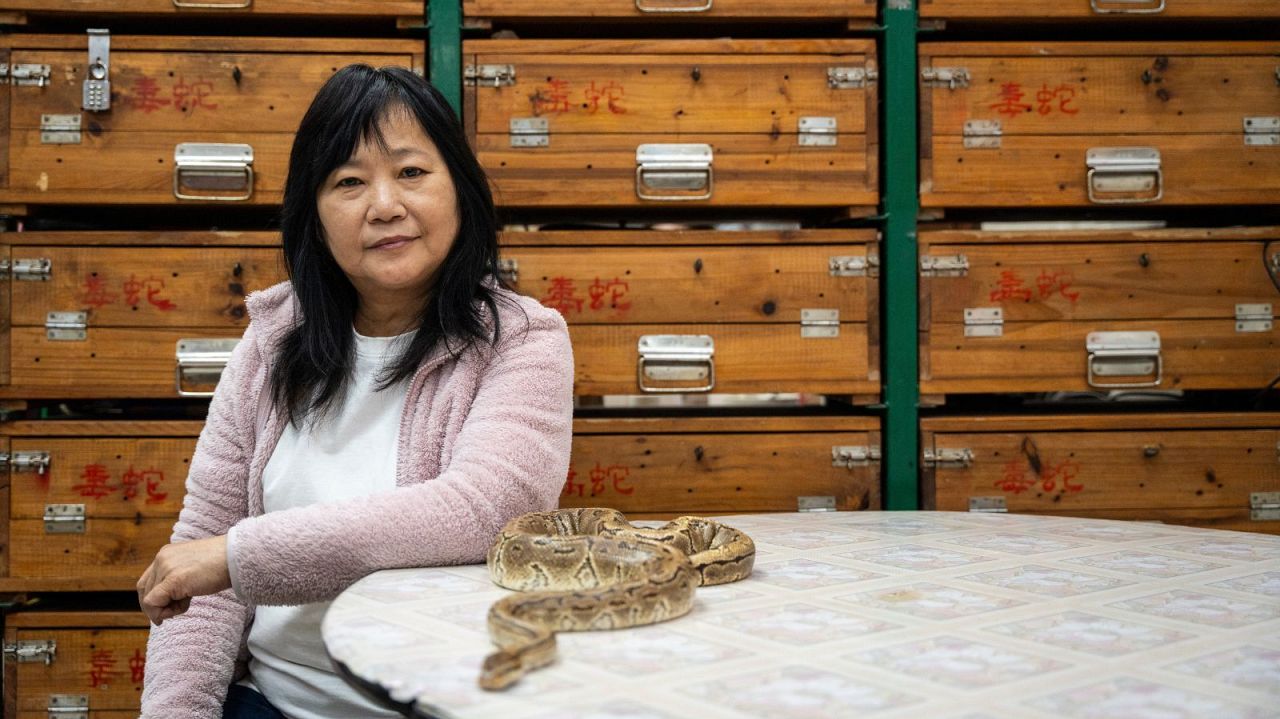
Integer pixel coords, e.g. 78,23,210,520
914,2,1280,533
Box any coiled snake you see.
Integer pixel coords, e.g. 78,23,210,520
479,508,756,690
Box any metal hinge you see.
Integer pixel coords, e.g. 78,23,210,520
1,257,52,280
797,496,837,512
45,504,86,534
48,694,87,719
828,65,877,89
0,63,52,87
798,116,838,147
832,445,881,468
801,308,839,338
496,258,518,285
1,450,51,474
2,640,56,665
1236,303,1274,333
83,29,111,111
509,117,548,148
921,66,970,89
46,311,88,341
920,254,969,277
964,307,1004,338
464,64,516,88
1251,492,1280,521
829,255,877,278
922,448,974,468
1243,117,1280,146
969,496,1008,513
41,114,82,145
963,119,1002,149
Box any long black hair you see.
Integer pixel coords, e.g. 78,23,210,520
271,64,507,427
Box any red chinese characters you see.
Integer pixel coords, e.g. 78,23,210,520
74,463,117,500
530,77,627,116
994,458,1084,495
129,649,146,683
541,276,632,318
988,268,1081,305
88,649,120,689
79,274,179,311
990,81,1080,119
562,463,635,498
78,463,169,504
129,74,218,114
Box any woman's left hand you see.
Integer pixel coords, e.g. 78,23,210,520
137,535,233,626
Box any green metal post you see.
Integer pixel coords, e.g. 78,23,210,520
881,1,921,510
428,0,463,117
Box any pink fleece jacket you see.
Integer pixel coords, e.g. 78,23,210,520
140,280,574,718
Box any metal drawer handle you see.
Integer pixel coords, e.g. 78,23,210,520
1090,0,1166,14
174,143,254,201
635,143,713,202
173,0,252,7
1085,331,1163,389
635,0,713,12
636,335,715,394
1086,147,1163,204
175,338,239,397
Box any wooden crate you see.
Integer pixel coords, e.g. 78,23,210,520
2,0,420,20
464,0,876,22
465,40,879,212
567,415,881,518
919,226,1280,396
0,421,202,593
920,0,1280,20
919,42,1280,208
0,231,285,399
503,229,879,399
0,34,424,208
4,611,150,719
921,412,1280,534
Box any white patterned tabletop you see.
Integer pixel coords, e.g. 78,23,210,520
321,512,1280,719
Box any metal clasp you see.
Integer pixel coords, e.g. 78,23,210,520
635,144,713,202
175,338,239,397
1086,147,1163,204
1086,331,1162,388
636,335,715,393
174,143,254,201
82,29,111,112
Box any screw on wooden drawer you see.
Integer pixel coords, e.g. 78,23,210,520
1153,56,1169,72
693,258,703,274
233,66,242,86
1143,445,1160,458
1139,253,1150,267
694,446,705,461
1141,70,1153,84
233,262,243,277
691,67,701,82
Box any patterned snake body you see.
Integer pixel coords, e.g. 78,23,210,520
479,508,755,690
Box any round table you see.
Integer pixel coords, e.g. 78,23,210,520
321,512,1280,719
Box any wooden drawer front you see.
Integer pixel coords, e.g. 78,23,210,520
922,319,1277,394
3,36,423,205
921,42,1280,207
11,625,148,715
467,40,877,209
501,244,873,324
565,417,880,516
922,418,1280,533
920,0,1280,19
11,0,420,16
465,0,876,20
571,323,875,396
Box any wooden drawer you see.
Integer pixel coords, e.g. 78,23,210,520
7,0,419,18
920,226,1280,396
4,611,150,719
0,34,423,207
566,415,880,518
0,232,285,399
465,0,876,22
920,0,1280,20
466,39,878,211
0,421,202,592
921,412,1280,534
920,42,1280,208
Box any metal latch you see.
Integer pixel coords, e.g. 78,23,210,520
2,640,56,665
635,144,713,201
921,66,971,89
1251,492,1280,521
174,143,254,201
798,117,838,147
464,64,516,88
920,254,969,277
797,496,837,512
1236,303,1274,333
46,311,88,341
496,258,518,285
801,309,839,338
83,29,111,112
964,308,1004,338
41,114,82,145
509,117,549,148
829,255,876,277
7,257,52,280
636,335,715,393
969,496,1009,513
963,120,1002,149
48,695,88,719
1086,331,1162,388
0,63,52,87
45,504,86,534
828,66,876,89
1244,117,1280,146
2,450,51,474
922,448,974,468
832,446,881,468
1086,147,1163,204
1091,0,1166,13
175,338,239,397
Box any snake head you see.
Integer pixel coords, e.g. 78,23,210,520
478,649,524,691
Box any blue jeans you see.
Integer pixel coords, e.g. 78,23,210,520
222,684,287,719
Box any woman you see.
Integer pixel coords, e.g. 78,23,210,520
136,65,574,718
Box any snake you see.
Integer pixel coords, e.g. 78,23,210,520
478,507,756,691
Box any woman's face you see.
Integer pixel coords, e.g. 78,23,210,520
317,107,460,313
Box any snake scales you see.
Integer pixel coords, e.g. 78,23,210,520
479,508,756,690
